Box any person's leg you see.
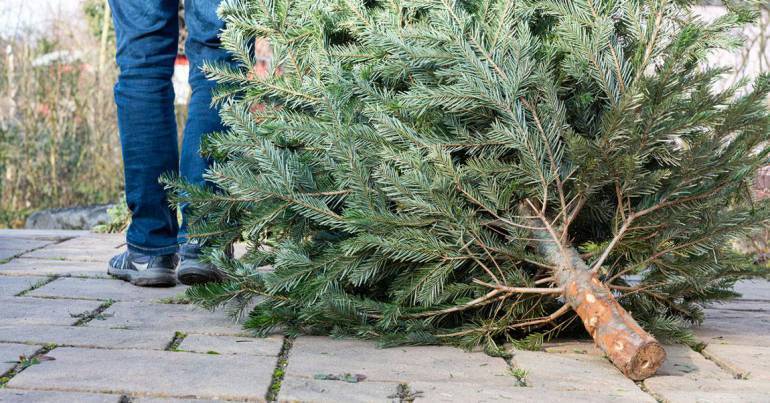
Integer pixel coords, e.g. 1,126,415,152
108,0,179,287
178,0,232,240
176,0,234,285
110,0,180,256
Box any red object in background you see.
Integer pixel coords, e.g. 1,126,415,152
175,55,188,66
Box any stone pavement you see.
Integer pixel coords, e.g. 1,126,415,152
0,230,769,402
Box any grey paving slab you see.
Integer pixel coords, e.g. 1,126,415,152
409,381,653,402
278,376,400,402
0,343,40,375
0,238,53,251
287,337,513,386
0,250,21,261
133,398,220,403
656,344,730,380
20,247,118,262
644,376,770,403
703,344,770,380
542,340,602,355
8,347,273,401
0,389,117,402
0,297,102,326
177,334,283,356
54,233,125,247
733,279,770,301
20,235,124,262
0,229,88,240
87,301,246,335
27,277,186,302
695,308,770,347
0,258,109,278
509,350,652,400
0,325,170,350
0,275,48,297
705,296,770,312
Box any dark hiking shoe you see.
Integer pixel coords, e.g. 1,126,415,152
108,250,177,287
176,241,230,285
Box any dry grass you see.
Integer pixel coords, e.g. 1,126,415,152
0,35,123,228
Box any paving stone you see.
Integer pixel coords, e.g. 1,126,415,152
8,347,273,400
54,234,125,248
702,344,770,380
0,297,102,326
0,325,170,350
0,343,40,375
27,277,186,302
656,344,729,380
0,276,48,297
644,376,770,403
0,389,117,402
87,301,245,335
733,279,770,301
542,340,602,355
177,334,283,356
0,229,88,241
0,238,53,251
21,247,118,262
287,337,513,385
705,298,769,312
20,236,124,262
410,381,653,402
509,350,651,400
133,398,220,403
694,308,770,347
0,250,21,261
0,258,109,278
278,376,400,402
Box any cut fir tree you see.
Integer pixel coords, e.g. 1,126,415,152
170,0,770,380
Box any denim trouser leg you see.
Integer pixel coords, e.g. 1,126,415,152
110,0,180,256
178,0,232,242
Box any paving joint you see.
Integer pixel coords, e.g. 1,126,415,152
0,344,57,387
688,334,751,380
0,236,75,265
14,276,59,297
165,331,188,351
5,385,256,402
636,380,664,403
388,383,423,402
504,354,530,387
22,294,114,302
265,336,294,402
71,299,115,326
0,273,106,280
699,346,750,379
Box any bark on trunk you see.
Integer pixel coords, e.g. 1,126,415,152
529,217,666,380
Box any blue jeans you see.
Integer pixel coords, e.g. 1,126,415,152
110,0,231,255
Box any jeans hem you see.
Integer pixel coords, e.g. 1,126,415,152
127,242,179,256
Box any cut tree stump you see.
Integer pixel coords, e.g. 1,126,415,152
528,212,666,380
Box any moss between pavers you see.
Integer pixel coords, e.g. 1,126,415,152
266,336,294,402
0,344,57,388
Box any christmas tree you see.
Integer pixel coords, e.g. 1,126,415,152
169,0,770,380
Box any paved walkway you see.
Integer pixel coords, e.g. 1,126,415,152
0,230,768,402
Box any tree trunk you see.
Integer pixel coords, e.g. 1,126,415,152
528,215,666,380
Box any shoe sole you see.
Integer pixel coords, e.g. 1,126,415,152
177,263,223,286
108,266,177,288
